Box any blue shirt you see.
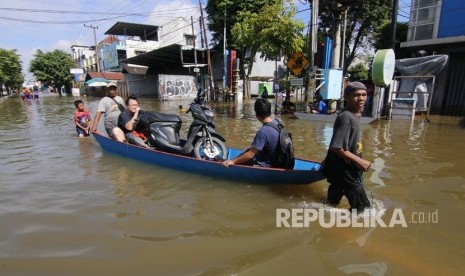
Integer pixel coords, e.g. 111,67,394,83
318,101,328,114
251,120,280,167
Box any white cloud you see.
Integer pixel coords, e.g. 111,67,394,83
145,0,198,26
53,40,74,53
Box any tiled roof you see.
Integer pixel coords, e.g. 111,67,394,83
86,72,124,81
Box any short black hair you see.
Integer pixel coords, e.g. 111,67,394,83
74,100,84,108
254,98,271,118
125,96,138,105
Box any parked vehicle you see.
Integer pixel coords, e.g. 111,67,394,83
138,89,227,160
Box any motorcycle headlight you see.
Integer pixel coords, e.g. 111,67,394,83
205,110,214,117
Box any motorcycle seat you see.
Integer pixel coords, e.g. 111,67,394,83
140,111,182,124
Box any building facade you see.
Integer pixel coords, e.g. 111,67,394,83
401,0,465,115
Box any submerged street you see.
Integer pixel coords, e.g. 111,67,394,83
1,93,464,275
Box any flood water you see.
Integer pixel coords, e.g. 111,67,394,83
1,93,464,275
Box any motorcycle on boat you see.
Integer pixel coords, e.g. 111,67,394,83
137,89,228,161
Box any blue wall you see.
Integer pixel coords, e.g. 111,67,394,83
438,0,465,38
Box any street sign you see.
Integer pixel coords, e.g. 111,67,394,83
70,68,84,74
290,78,303,86
286,52,309,76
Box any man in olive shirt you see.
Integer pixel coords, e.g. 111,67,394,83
90,82,126,141
324,82,372,213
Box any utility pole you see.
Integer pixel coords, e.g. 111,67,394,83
306,0,319,112
190,17,198,67
381,0,399,117
390,0,399,49
223,8,227,93
340,7,349,73
331,4,342,69
84,24,100,72
199,0,215,101
274,55,278,115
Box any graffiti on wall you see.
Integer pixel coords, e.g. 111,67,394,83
159,75,196,100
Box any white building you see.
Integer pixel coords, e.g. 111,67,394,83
70,45,97,72
72,20,197,73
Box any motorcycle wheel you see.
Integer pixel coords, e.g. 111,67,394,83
193,137,227,160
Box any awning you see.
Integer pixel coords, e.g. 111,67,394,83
85,78,108,87
121,44,207,75
85,72,124,82
249,76,274,82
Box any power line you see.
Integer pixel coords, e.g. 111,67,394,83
0,14,138,24
0,7,198,16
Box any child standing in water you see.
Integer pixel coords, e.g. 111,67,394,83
73,100,92,137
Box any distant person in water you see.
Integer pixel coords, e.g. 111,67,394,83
73,100,92,137
261,86,269,98
281,96,296,114
311,93,328,114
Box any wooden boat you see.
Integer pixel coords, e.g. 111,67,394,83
294,111,378,124
92,132,325,185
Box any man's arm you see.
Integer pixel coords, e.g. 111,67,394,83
329,147,371,172
124,108,140,131
222,147,259,167
90,112,102,132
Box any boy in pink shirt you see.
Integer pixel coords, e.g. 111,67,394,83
73,100,92,137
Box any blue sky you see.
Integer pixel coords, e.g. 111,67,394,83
1,0,408,81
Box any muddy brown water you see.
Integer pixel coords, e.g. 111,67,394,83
0,94,464,275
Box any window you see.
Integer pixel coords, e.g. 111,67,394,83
185,35,195,46
407,0,441,41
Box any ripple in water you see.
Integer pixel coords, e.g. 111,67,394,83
295,198,386,220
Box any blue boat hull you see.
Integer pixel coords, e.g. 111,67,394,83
92,132,325,185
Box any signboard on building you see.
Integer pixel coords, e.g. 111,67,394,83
70,68,84,74
102,43,119,70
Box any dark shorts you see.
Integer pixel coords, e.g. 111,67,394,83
76,128,89,137
327,180,371,212
104,121,118,138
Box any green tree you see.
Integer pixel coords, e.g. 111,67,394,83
205,0,280,49
373,21,409,59
233,2,305,61
209,0,304,98
205,0,283,98
319,0,391,75
0,48,24,95
29,49,75,94
347,62,370,81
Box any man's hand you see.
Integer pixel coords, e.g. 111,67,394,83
222,160,234,168
356,158,372,172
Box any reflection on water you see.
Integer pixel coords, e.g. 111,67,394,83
0,95,464,275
